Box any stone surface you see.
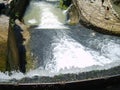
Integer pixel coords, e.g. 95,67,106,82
0,15,9,71
74,0,120,35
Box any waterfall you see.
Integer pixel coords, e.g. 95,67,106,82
0,0,120,83
24,0,68,29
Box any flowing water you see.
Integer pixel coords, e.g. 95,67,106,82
0,0,120,83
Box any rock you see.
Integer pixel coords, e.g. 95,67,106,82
15,19,30,45
68,5,80,25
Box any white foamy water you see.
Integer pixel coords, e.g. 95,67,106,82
44,34,120,73
24,1,68,29
0,37,120,82
0,71,24,82
45,35,99,72
88,38,120,63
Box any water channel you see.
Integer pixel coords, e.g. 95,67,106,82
0,0,120,83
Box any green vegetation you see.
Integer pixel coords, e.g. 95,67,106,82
59,0,72,9
59,0,67,9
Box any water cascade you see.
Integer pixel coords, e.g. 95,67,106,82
0,0,120,83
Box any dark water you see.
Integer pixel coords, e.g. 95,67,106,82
29,23,120,73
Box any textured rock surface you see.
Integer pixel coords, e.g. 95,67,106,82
110,0,120,18
0,9,9,71
72,0,120,35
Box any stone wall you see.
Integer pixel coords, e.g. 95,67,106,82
7,0,30,73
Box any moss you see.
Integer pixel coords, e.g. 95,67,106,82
10,18,15,27
59,0,67,10
15,12,20,18
59,0,72,10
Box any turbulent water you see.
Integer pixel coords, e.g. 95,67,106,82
0,0,120,83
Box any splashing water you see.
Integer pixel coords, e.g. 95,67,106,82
0,0,120,83
24,1,67,29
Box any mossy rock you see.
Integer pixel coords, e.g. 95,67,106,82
59,0,72,10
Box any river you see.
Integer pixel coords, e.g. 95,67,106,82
0,0,120,83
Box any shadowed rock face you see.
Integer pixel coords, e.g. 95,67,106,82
112,0,120,5
110,0,120,18
7,0,30,73
0,3,5,14
63,0,72,7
